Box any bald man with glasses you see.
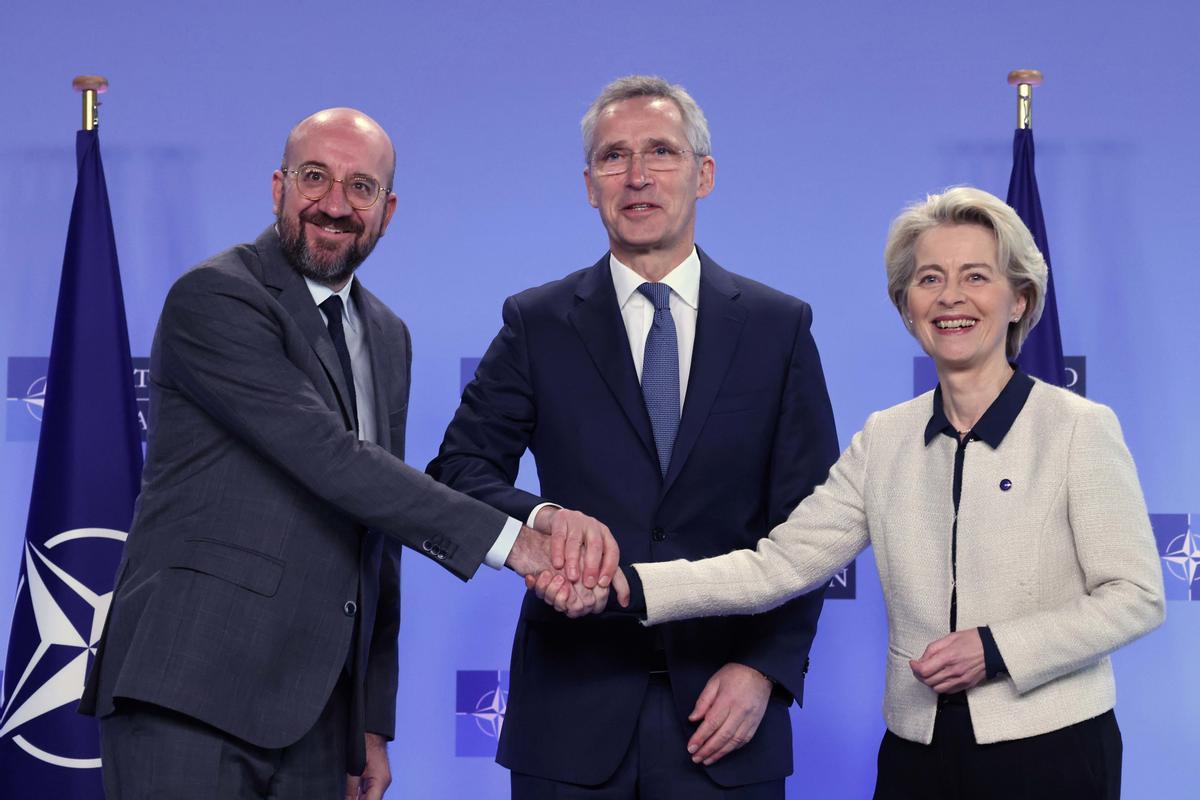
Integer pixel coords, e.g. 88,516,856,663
80,107,622,800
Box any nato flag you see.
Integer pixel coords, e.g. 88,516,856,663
0,129,142,797
1006,128,1067,387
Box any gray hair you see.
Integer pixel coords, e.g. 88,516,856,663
883,186,1048,359
580,75,711,164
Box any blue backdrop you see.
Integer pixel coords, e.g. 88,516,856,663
2,2,1196,797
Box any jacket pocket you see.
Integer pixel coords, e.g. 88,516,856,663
169,537,284,597
708,389,773,416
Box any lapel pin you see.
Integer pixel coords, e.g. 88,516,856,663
999,479,1013,491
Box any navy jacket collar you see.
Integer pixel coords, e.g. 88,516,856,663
924,369,1035,448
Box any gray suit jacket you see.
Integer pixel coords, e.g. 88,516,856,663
636,380,1165,745
80,227,507,768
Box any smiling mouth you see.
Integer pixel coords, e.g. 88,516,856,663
312,223,355,235
623,203,658,211
301,211,362,237
934,319,977,330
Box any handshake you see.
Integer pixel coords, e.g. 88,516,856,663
505,507,630,617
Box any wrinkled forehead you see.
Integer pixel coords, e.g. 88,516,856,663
593,96,688,147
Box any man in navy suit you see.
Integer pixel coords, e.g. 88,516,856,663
428,76,839,798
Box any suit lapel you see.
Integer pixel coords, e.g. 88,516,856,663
567,257,658,466
662,251,746,495
256,227,358,430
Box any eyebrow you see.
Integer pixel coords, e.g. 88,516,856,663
296,160,379,180
595,136,685,152
915,261,995,272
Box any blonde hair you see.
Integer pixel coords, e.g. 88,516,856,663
883,186,1047,358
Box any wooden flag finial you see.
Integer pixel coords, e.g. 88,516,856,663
72,75,109,131
1007,70,1043,130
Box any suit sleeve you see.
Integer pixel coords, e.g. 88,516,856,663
727,303,841,703
158,268,507,580
426,295,547,520
987,404,1165,694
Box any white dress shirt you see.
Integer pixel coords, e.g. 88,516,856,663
609,248,700,408
306,276,520,569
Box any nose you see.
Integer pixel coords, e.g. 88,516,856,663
625,152,652,188
937,277,965,306
318,179,352,217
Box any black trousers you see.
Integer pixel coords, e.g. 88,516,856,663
512,675,784,800
874,704,1122,800
99,674,350,800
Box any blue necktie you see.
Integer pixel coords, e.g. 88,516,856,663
637,282,679,477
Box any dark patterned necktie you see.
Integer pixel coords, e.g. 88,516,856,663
637,282,679,477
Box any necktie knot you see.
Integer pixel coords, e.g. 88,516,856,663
319,294,346,325
637,282,672,311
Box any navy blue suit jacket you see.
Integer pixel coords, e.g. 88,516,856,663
428,249,839,786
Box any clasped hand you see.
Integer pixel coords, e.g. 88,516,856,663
909,629,987,694
506,507,630,617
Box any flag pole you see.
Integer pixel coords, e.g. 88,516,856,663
1004,67,1067,388
1007,69,1042,131
71,75,108,132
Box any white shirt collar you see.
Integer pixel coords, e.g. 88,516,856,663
304,275,359,332
609,248,701,310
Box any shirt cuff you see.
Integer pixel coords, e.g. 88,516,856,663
526,502,561,529
483,516,524,570
604,565,647,617
977,625,1008,679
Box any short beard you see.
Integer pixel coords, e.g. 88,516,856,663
277,208,379,286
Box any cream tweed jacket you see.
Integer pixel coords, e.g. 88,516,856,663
635,380,1165,744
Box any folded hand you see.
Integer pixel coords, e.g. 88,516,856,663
910,629,986,694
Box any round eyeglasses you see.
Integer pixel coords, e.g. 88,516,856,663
282,165,391,210
590,146,699,176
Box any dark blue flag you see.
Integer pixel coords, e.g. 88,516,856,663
0,129,142,796
1006,128,1067,386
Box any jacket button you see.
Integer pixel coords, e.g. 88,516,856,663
422,540,433,552
651,527,666,542
344,601,357,617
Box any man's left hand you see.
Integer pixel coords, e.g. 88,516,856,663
910,629,986,694
686,663,773,766
345,732,391,800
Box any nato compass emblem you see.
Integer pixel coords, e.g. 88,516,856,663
5,357,49,441
455,670,508,757
4,356,151,442
0,528,126,767
1151,514,1200,601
